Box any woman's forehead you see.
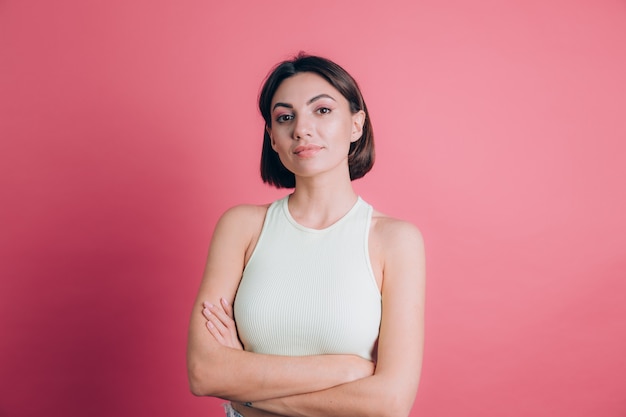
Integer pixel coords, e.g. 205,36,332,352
271,72,343,105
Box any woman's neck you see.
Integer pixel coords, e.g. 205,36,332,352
287,175,358,230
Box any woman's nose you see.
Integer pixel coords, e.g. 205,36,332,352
293,115,312,140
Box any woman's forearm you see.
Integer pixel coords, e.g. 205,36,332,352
188,313,374,402
189,349,374,402
249,372,418,417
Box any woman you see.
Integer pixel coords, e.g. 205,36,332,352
187,54,425,417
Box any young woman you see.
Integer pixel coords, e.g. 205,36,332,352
187,54,426,417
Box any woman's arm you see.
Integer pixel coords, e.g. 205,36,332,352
186,205,375,402
246,219,426,417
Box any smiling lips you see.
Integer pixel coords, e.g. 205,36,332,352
293,144,323,158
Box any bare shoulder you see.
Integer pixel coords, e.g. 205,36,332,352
218,203,270,228
371,209,424,251
370,209,425,292
211,203,270,251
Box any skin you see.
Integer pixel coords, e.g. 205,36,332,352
187,72,426,417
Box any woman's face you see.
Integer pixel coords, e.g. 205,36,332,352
267,72,365,181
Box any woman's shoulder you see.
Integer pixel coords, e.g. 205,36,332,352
210,202,273,256
220,195,288,223
370,209,424,246
217,202,271,231
221,202,271,219
372,209,422,237
369,209,425,288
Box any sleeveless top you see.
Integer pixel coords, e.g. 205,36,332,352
233,195,382,361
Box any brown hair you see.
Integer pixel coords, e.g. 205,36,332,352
259,53,375,188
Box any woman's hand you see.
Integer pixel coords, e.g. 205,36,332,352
202,298,243,350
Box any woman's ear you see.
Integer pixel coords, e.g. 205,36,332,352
351,110,366,142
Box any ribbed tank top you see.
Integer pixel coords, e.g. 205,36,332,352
234,196,382,361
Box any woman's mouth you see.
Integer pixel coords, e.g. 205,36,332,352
293,144,323,158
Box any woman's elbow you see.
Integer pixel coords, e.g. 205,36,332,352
188,361,208,396
189,382,205,397
187,358,222,397
374,391,415,417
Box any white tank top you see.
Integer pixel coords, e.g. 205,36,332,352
234,196,382,361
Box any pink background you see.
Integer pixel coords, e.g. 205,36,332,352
1,1,625,416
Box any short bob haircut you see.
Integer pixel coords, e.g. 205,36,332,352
259,53,375,189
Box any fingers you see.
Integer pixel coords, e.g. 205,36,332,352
206,317,225,343
203,304,228,332
216,298,243,350
203,300,234,328
220,297,234,319
204,305,228,340
202,299,241,349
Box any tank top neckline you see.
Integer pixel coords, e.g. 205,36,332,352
280,195,365,233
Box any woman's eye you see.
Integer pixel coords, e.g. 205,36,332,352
276,114,294,123
317,107,331,115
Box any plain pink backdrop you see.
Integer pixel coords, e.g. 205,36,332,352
1,1,625,416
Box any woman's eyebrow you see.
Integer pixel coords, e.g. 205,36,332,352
272,94,337,112
307,93,336,105
272,102,292,111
